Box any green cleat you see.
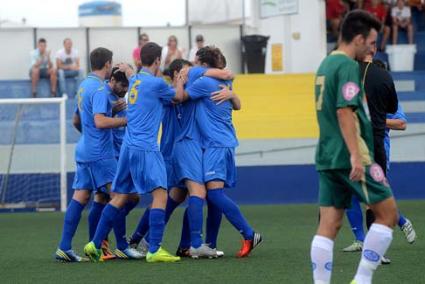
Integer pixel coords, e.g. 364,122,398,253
350,281,357,284
146,247,181,263
84,241,103,262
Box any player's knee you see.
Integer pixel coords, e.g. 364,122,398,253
72,190,91,205
94,192,109,204
151,188,168,208
169,188,186,203
110,193,129,208
128,193,140,204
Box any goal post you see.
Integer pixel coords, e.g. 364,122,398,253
0,95,68,212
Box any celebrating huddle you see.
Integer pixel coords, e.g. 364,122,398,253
55,42,262,263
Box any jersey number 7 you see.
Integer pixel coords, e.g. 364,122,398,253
315,76,325,111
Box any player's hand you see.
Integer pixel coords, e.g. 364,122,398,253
112,99,127,116
177,67,189,84
116,63,134,78
349,154,364,181
211,84,234,105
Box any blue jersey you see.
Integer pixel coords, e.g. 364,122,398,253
161,102,182,160
175,66,207,142
186,76,238,148
384,103,407,170
75,74,114,162
108,86,127,157
125,68,176,151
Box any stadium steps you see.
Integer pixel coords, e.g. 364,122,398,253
0,79,78,99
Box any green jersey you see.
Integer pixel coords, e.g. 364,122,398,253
314,51,374,171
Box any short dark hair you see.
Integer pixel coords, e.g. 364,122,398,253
196,46,222,68
165,59,192,80
90,47,113,71
38,38,46,44
141,42,162,67
340,10,382,43
111,67,129,86
139,33,149,41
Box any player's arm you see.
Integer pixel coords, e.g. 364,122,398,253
204,69,234,81
94,114,127,129
73,112,82,133
386,118,406,130
211,84,241,110
337,107,364,181
117,63,135,79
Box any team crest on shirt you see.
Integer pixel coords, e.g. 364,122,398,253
370,163,385,183
342,82,360,101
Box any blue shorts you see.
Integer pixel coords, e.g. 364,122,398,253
173,139,204,185
72,158,117,192
164,158,182,189
203,147,237,188
112,145,167,195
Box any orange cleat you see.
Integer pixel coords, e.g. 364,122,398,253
236,232,263,258
101,240,116,261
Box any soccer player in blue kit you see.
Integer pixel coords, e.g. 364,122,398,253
181,47,263,257
128,57,237,258
55,48,127,262
84,42,185,263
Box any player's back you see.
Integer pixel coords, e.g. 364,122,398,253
314,52,373,170
194,76,238,148
75,74,114,162
125,70,174,151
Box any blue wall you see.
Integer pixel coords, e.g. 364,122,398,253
1,162,423,210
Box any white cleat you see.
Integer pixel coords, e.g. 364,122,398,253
381,255,391,265
115,247,145,259
401,219,417,244
130,237,149,255
190,244,218,259
342,241,363,252
215,249,224,258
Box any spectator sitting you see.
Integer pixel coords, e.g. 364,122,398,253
161,35,183,70
326,0,348,41
188,34,205,63
132,33,149,72
408,0,425,30
56,38,83,97
365,0,391,50
392,0,414,44
30,38,57,97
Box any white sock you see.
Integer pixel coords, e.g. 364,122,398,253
354,223,393,284
311,235,334,284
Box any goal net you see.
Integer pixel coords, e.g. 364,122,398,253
0,96,67,212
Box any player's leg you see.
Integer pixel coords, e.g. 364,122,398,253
56,161,94,262
205,198,223,254
176,207,191,257
128,206,151,249
113,193,144,259
351,165,397,283
88,192,108,241
343,196,365,252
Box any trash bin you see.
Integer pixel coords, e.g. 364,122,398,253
242,35,270,74
386,44,417,71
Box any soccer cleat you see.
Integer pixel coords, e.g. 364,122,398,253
350,281,357,284
84,241,103,262
101,240,116,261
55,249,88,263
381,255,391,265
146,247,181,263
130,237,149,255
176,247,191,258
342,240,363,252
190,244,218,259
114,247,145,259
401,219,417,244
206,244,224,257
237,232,263,258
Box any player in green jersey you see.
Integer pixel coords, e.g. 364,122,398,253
310,10,399,284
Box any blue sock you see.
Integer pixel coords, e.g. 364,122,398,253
130,207,151,245
88,201,106,241
398,211,407,227
164,197,180,224
179,208,191,249
345,196,365,242
59,199,85,251
148,208,166,253
113,201,138,250
207,189,254,240
92,204,120,248
188,196,204,248
206,199,222,249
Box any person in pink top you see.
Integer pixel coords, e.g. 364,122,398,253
132,33,150,71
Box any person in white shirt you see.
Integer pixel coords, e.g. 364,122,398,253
160,35,183,71
392,0,414,44
56,38,83,96
30,38,57,97
188,34,205,64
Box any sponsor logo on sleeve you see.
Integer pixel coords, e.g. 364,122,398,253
342,82,360,101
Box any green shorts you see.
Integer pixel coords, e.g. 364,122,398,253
318,164,393,209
